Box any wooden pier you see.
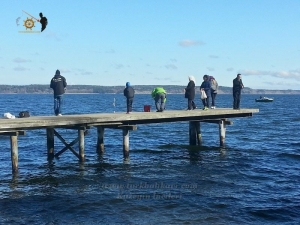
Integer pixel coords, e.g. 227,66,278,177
0,108,258,173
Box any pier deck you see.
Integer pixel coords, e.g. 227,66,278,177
0,108,259,173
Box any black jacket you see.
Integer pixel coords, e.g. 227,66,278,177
185,81,195,99
233,78,243,92
124,86,135,98
50,75,67,96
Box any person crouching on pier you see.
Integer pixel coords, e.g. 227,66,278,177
184,76,197,110
123,82,135,114
50,70,67,116
151,87,167,112
200,75,211,110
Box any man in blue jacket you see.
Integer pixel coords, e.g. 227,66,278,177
50,70,67,116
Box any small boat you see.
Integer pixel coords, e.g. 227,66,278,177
255,96,274,102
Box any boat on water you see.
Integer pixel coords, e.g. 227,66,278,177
255,96,274,102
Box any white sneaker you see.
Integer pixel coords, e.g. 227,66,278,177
57,114,62,116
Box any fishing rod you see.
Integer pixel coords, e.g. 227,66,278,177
22,10,39,21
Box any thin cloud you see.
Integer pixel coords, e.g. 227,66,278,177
81,71,93,75
14,66,29,71
113,64,124,69
105,49,116,54
44,31,61,41
227,67,234,72
179,39,205,47
240,69,300,80
209,55,219,59
60,69,72,73
170,58,177,63
165,64,177,70
207,67,215,71
13,57,31,63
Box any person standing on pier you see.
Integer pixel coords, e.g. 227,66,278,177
184,76,197,110
233,73,244,110
200,75,211,110
209,76,218,109
50,70,67,116
151,87,167,112
123,82,135,114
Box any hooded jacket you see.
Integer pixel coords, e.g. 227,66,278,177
50,70,67,96
185,76,196,99
124,82,135,98
151,87,166,99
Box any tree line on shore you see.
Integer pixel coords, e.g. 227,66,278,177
0,85,299,94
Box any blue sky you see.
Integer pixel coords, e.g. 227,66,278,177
1,0,299,89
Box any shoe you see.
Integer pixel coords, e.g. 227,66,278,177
211,106,215,109
204,107,208,110
126,112,130,114
187,108,192,111
57,114,62,116
193,107,197,110
160,110,164,112
156,110,160,112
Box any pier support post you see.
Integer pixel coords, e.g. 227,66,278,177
46,128,54,160
195,122,202,145
97,126,105,154
10,135,18,173
219,120,226,147
78,129,85,161
122,128,130,158
189,121,197,145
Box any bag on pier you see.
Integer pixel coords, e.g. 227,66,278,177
19,111,30,118
201,90,207,99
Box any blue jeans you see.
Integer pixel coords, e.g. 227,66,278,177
54,95,63,115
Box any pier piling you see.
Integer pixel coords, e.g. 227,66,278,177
219,120,226,147
46,128,54,160
123,128,130,158
10,134,18,173
97,126,105,154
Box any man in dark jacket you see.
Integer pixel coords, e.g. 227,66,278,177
50,70,67,116
233,73,244,109
200,75,211,110
123,82,135,114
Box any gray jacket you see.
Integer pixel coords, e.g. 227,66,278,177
210,80,218,93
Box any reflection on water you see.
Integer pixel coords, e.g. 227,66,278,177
0,94,299,224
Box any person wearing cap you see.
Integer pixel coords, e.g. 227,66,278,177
50,70,67,116
233,73,244,110
123,82,135,114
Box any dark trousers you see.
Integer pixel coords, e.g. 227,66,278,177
188,99,196,110
155,93,166,111
126,98,133,112
202,96,209,108
211,93,217,106
233,90,241,109
54,95,63,115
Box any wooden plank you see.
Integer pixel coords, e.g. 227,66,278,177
53,129,80,159
0,131,25,136
189,121,197,145
54,137,79,158
0,109,258,131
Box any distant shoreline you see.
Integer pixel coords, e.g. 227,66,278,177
0,85,299,94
